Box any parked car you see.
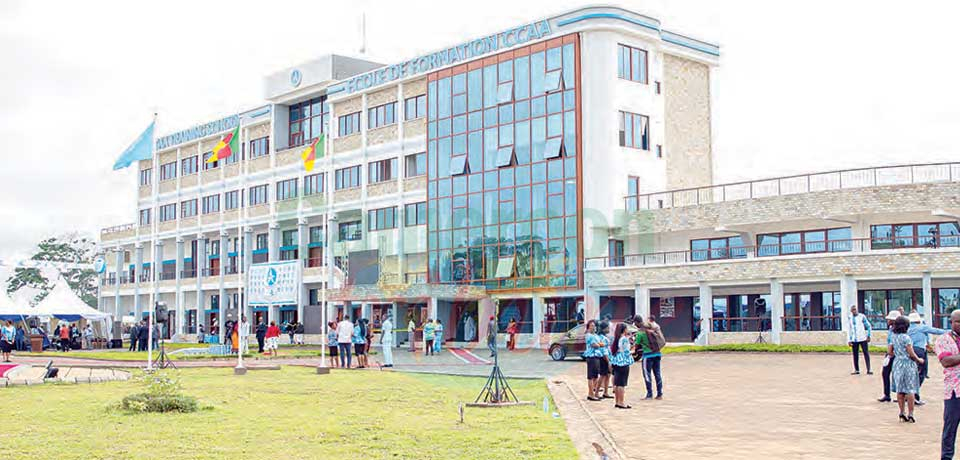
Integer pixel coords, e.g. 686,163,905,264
548,324,587,361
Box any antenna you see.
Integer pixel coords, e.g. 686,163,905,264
359,12,367,55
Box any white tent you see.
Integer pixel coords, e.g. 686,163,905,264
0,289,33,320
32,278,110,321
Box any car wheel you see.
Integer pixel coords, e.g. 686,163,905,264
549,344,567,361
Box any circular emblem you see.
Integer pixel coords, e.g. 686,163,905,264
93,257,107,274
290,69,302,87
266,267,278,286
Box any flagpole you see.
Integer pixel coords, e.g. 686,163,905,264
236,113,246,373
320,132,330,369
147,112,158,371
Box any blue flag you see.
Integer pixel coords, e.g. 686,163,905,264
113,121,155,170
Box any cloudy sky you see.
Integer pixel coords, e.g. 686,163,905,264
1,0,958,262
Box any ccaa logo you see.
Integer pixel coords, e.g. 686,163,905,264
266,267,278,286
93,256,107,274
290,69,302,87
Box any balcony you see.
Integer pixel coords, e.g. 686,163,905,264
180,269,197,279
586,237,959,270
100,223,136,242
625,162,960,211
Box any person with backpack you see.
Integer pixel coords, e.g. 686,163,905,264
635,316,665,400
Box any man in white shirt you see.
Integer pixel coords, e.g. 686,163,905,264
380,314,394,367
337,316,354,368
239,316,251,354
847,305,873,375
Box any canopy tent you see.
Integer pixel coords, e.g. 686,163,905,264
32,278,110,322
0,290,27,321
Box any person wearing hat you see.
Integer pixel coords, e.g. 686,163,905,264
907,310,947,405
847,305,873,375
878,310,902,402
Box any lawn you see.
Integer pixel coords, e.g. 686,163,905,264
17,343,330,361
0,367,576,460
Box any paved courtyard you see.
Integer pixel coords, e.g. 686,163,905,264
552,353,947,460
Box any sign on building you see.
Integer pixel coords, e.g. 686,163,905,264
660,298,675,318
248,260,301,306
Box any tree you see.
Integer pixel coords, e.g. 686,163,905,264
5,233,98,307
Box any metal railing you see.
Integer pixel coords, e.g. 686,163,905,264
781,315,843,332
158,271,176,281
201,268,220,277
101,223,135,235
404,272,428,284
625,161,960,211
181,269,197,279
585,237,960,269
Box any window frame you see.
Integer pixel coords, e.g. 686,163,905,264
368,158,398,184
617,43,649,84
201,194,220,214
367,206,398,231
618,111,650,151
275,178,298,201
180,199,198,218
404,94,427,120
338,220,362,241
367,102,397,130
334,165,362,190
159,162,177,181
304,173,325,196
404,202,427,226
337,112,361,137
139,168,152,187
404,152,426,177
181,156,198,176
248,184,268,206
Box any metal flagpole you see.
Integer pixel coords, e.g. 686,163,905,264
236,113,246,373
147,112,158,371
320,132,331,368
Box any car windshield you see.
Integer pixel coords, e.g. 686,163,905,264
568,325,584,336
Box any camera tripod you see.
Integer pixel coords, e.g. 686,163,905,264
474,346,518,404
152,338,177,369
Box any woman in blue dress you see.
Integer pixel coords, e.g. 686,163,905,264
609,322,636,409
583,320,605,401
888,315,924,423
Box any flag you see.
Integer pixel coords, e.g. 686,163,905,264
112,121,155,170
301,134,325,172
207,125,240,163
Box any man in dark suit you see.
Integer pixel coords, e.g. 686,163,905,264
128,323,139,351
255,321,267,354
137,320,149,352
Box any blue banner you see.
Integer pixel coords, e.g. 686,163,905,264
113,121,155,170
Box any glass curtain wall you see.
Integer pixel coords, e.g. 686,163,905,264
426,35,580,290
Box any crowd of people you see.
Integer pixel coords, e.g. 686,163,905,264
126,320,160,352
582,315,665,409
329,314,391,369
848,303,960,458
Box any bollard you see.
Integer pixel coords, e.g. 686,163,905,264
543,396,549,413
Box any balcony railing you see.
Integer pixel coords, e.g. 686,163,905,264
158,271,176,281
181,269,197,279
625,161,960,211
201,268,220,277
101,223,135,235
224,266,239,275
586,237,959,270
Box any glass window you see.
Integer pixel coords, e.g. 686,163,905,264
335,165,361,190
827,227,852,252
405,95,426,120
368,207,397,231
757,234,780,257
159,162,177,181
942,222,960,247
139,208,151,226
449,155,468,176
368,158,397,183
288,96,329,147
202,151,218,170
405,152,426,177
496,146,515,167
181,156,198,176
338,221,362,241
304,173,324,196
495,255,515,278
224,190,241,210
618,111,649,150
368,102,397,129
201,194,220,214
617,44,648,83
691,239,709,261
248,184,268,206
543,137,563,159
159,203,176,222
338,112,361,136
405,202,426,226
309,226,324,244
248,137,270,160
139,168,152,187
497,82,513,104
180,199,197,218
544,70,562,93
276,178,298,201
281,229,298,247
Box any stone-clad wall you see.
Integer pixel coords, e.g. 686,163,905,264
627,182,960,234
664,54,712,190
585,250,960,287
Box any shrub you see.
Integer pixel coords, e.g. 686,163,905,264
120,371,199,413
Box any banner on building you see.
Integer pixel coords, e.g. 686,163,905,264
248,260,301,306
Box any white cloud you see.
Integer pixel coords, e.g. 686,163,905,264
1,0,958,259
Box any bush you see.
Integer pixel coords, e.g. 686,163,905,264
119,371,199,413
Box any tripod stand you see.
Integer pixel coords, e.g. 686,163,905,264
152,338,177,369
474,345,518,404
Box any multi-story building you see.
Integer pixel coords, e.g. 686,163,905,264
98,5,960,349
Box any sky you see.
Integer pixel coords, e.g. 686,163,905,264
1,0,959,261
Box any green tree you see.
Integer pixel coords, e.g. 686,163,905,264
5,233,98,306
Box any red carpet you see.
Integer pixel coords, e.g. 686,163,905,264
0,364,21,377
449,348,491,365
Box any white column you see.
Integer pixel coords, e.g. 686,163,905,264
584,287,600,322
174,237,185,336
362,303,373,322
840,275,858,334
428,297,438,320
635,285,651,319
391,302,398,347
268,222,280,262
698,283,713,345
769,279,784,345
114,248,123,339
532,296,544,348
922,272,934,323
133,244,143,318
298,219,308,323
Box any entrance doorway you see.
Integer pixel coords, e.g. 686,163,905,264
450,301,479,342
652,297,695,342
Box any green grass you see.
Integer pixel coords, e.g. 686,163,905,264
664,343,888,354
15,348,326,362
0,367,575,460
